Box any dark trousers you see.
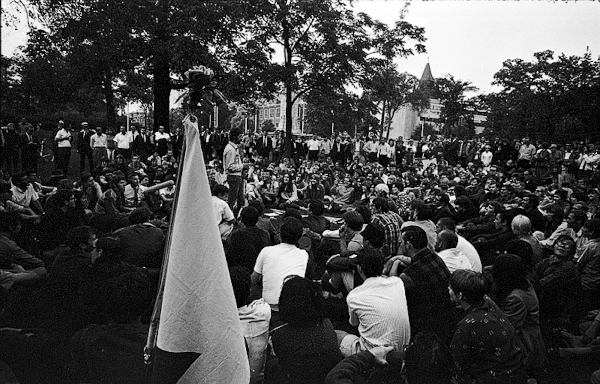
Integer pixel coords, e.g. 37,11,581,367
56,147,71,175
115,148,131,160
517,159,531,170
378,155,390,168
79,151,93,173
227,174,245,215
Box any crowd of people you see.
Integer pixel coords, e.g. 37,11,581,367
0,119,599,383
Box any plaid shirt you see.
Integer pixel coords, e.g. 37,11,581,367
372,211,403,255
403,248,451,287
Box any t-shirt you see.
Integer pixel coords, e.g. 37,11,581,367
457,235,482,272
346,276,411,351
253,243,308,308
437,248,474,273
212,196,235,238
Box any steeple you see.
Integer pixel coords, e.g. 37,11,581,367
420,62,434,83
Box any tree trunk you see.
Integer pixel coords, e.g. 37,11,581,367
153,53,171,132
104,69,116,128
282,10,293,159
379,100,386,139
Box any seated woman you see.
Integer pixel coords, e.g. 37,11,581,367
277,173,299,210
492,253,546,382
266,276,342,384
449,269,527,384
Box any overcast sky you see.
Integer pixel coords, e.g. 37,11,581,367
2,1,599,96
354,1,600,94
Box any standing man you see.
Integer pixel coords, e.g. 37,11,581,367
20,125,40,173
54,120,72,176
518,137,536,170
579,143,600,181
154,125,171,157
4,123,20,173
257,131,273,161
363,135,378,164
306,134,320,161
77,122,94,173
114,125,132,160
377,138,392,168
223,128,245,215
132,127,154,162
90,127,108,167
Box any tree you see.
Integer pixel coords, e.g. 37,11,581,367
483,50,600,140
20,0,272,130
433,74,478,136
262,119,276,133
248,1,426,156
362,61,429,139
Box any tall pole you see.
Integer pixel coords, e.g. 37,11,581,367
126,102,130,131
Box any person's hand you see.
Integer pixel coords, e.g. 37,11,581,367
369,345,393,365
383,255,411,275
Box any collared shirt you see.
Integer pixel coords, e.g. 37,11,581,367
90,133,107,148
320,139,332,154
114,132,132,149
519,144,536,161
346,276,411,352
372,211,403,255
223,142,243,176
55,128,72,148
11,184,38,207
377,143,393,157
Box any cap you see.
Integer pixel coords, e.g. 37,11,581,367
58,120,65,124
82,122,89,126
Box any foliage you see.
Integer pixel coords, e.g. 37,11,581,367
432,74,478,137
261,119,276,133
362,60,429,139
247,0,426,155
482,50,600,141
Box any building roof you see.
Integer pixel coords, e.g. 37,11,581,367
420,62,434,83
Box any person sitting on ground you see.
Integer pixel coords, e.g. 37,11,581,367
385,225,456,344
0,212,47,289
512,214,544,265
370,197,403,255
248,199,280,245
302,200,330,236
325,330,454,384
449,269,527,383
534,235,578,321
226,206,271,272
251,217,309,318
230,266,271,384
436,217,482,272
113,207,164,275
491,253,546,381
401,199,437,250
435,230,474,273
266,276,342,384
211,184,236,241
70,270,152,384
336,247,411,358
576,218,600,314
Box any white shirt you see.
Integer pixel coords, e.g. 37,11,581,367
238,299,271,381
114,131,132,149
377,143,393,157
55,129,72,148
90,133,107,148
307,139,321,151
346,276,411,351
457,235,482,272
253,243,308,308
437,248,473,273
11,184,39,208
212,196,235,238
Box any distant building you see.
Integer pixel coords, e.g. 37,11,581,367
256,94,306,134
388,63,487,140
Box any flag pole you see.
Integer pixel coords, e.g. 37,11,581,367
144,114,193,378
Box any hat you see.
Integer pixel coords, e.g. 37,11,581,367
550,144,557,149
58,120,65,124
81,122,89,126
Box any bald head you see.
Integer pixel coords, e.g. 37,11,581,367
436,230,458,251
